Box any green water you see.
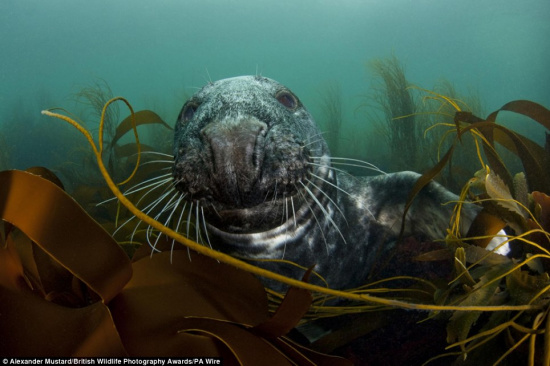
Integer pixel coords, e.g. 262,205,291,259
1,0,548,172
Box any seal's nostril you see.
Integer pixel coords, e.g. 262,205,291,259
201,117,267,206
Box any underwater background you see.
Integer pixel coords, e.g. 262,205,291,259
2,1,550,364
1,0,549,180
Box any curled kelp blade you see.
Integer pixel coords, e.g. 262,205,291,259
253,268,314,338
109,109,172,148
0,169,132,302
489,100,550,131
0,286,127,356
463,100,550,194
109,247,349,364
0,169,129,356
109,248,268,356
401,99,550,241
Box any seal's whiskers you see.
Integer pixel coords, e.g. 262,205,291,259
186,202,194,242
310,156,386,176
200,206,212,249
129,151,173,159
96,173,172,206
297,186,329,255
300,182,346,246
123,173,172,199
148,191,183,253
290,196,297,229
142,188,176,225
171,198,189,262
306,162,350,178
303,131,330,148
112,176,173,238
321,157,387,175
309,172,350,197
305,177,347,225
195,203,200,244
281,197,289,259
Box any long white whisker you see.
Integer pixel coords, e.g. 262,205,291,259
125,175,172,197
131,151,173,158
129,219,142,246
300,182,346,245
145,189,179,256
195,203,200,243
139,159,173,166
310,172,352,198
309,173,375,221
311,156,387,175
201,206,212,249
141,187,176,216
297,186,329,255
112,182,174,237
150,191,183,254
307,162,363,182
281,196,287,225
305,178,348,225
304,131,330,146
290,196,297,229
99,174,172,206
186,202,193,240
302,138,326,148
171,197,189,262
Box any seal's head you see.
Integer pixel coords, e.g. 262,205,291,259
173,76,331,237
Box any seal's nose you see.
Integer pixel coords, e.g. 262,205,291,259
201,117,267,206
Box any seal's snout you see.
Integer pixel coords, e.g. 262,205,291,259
201,117,267,206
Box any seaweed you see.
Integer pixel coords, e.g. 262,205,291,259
368,55,426,171
397,91,550,364
2,82,549,364
0,157,349,364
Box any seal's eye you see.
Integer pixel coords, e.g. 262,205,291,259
276,91,298,110
181,102,199,123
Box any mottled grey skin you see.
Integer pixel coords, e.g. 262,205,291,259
173,76,476,290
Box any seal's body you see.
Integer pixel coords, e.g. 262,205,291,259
172,76,475,289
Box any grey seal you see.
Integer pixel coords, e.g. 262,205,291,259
171,75,484,290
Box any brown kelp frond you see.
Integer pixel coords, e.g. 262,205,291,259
109,109,172,149
0,193,351,363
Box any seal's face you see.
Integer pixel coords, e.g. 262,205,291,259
173,76,331,235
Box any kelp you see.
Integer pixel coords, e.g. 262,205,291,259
399,93,550,239
369,55,424,171
40,100,541,312
393,90,550,364
0,168,350,364
2,90,548,363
